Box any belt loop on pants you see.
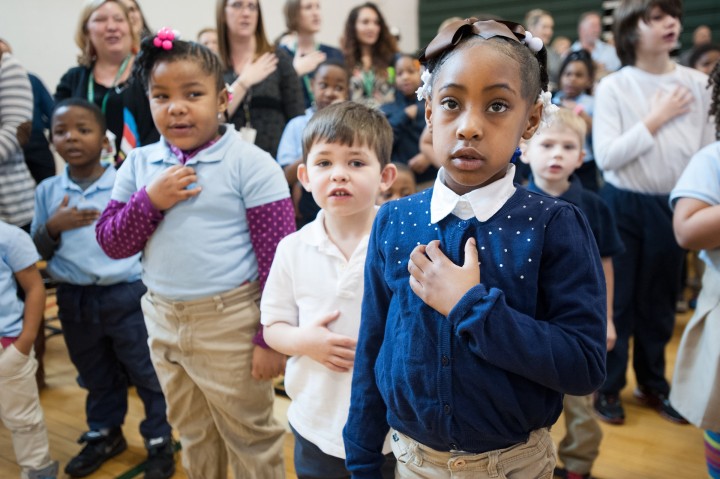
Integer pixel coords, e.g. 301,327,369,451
213,294,224,312
487,450,500,477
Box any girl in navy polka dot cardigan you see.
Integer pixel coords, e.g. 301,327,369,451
343,19,608,478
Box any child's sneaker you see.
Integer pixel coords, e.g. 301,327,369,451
28,460,59,479
554,467,593,479
64,427,127,477
593,391,625,424
144,436,176,479
633,386,689,424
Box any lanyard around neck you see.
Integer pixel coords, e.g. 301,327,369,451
292,40,319,104
361,69,375,98
87,54,132,115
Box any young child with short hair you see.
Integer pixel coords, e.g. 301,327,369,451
377,162,416,205
95,32,295,479
380,53,437,187
0,221,57,479
277,58,350,227
592,0,715,425
344,18,608,478
552,49,598,191
262,101,397,478
32,98,174,479
521,108,624,479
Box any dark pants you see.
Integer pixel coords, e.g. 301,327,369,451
57,280,171,439
600,184,684,395
291,423,396,479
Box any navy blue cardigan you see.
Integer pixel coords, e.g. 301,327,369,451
343,186,607,477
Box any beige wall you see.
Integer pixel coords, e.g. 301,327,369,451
0,0,418,93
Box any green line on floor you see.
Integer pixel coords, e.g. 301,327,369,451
115,441,182,479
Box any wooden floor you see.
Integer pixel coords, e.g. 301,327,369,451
0,309,707,478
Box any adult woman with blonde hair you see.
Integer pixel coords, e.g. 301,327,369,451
341,2,398,108
55,0,157,164
277,0,344,108
217,0,304,158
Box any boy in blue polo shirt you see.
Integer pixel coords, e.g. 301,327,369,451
521,108,624,479
31,99,174,479
0,221,57,479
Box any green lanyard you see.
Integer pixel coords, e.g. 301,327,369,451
87,54,132,115
292,41,319,105
361,69,375,98
360,67,395,99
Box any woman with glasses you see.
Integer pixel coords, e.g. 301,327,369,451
217,0,304,159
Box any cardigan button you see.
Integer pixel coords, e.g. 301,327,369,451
441,355,449,366
444,404,451,414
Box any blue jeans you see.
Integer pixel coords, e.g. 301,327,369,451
57,280,170,439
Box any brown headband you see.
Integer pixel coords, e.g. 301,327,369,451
420,18,529,63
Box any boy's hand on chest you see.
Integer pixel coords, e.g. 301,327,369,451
407,238,480,316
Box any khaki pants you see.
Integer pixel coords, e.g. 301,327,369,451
0,344,54,479
141,283,285,479
558,394,602,475
390,428,556,478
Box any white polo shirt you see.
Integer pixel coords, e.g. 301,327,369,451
261,209,390,459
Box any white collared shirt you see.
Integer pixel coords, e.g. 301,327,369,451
260,209,391,459
430,165,517,223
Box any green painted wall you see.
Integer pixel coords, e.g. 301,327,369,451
418,0,720,55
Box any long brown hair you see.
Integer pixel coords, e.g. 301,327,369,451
216,0,274,71
341,2,398,75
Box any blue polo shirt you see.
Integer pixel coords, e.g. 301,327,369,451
0,221,40,337
110,125,290,300
31,166,141,286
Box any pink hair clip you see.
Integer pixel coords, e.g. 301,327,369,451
153,27,176,50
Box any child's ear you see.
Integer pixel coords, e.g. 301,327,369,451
424,97,432,133
102,135,111,152
378,163,398,192
217,86,229,114
521,101,543,140
575,147,586,169
518,140,531,165
297,163,311,192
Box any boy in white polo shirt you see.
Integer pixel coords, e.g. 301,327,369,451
261,102,397,478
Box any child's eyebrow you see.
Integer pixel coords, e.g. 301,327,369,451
437,82,467,92
437,82,517,94
483,83,517,94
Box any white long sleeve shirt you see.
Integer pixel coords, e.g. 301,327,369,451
593,64,715,194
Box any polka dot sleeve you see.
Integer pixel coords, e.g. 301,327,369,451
96,187,164,259
246,197,296,347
